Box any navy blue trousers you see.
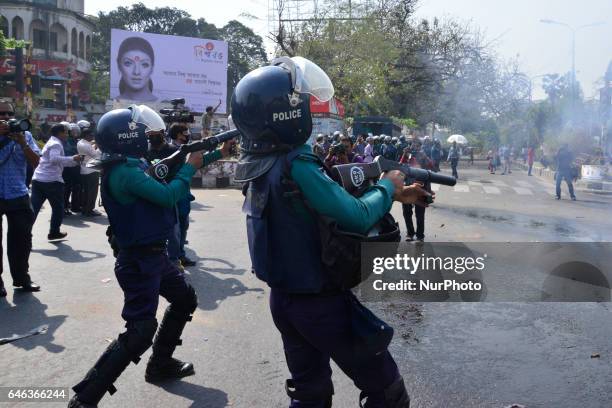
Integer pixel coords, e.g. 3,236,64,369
270,289,400,407
31,180,64,234
115,250,194,322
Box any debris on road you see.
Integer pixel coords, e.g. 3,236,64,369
591,353,600,358
0,325,48,345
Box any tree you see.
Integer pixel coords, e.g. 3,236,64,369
220,20,268,103
269,0,530,139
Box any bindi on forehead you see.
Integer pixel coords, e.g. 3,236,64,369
123,51,151,64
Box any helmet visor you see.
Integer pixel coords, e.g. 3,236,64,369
131,105,166,133
69,123,81,137
272,56,334,102
292,56,334,102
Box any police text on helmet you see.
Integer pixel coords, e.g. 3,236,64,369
118,131,140,140
272,109,302,122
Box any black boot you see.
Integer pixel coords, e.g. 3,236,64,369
145,357,195,383
285,379,333,407
360,376,410,408
145,306,195,383
70,320,157,407
383,376,410,408
68,340,132,407
67,396,96,408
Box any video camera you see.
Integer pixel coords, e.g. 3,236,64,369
330,142,346,156
159,98,195,124
7,118,31,133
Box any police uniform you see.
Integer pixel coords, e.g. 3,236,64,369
68,106,203,408
232,57,410,407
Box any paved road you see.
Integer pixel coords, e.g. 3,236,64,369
1,161,611,407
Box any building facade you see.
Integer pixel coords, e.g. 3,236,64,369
0,0,98,126
1,0,93,70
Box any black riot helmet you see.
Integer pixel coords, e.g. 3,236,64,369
232,56,334,182
95,105,165,158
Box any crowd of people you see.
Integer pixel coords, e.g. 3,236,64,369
486,143,577,200
486,145,518,175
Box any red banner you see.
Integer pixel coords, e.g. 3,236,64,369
1,56,85,77
0,56,90,102
310,97,345,118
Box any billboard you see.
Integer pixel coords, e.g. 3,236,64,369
308,97,346,143
110,29,228,113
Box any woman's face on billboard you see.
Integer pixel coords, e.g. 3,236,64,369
119,50,153,91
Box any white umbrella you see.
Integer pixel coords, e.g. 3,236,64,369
447,134,468,144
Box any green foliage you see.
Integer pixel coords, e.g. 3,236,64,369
0,31,30,55
391,116,417,129
220,20,268,105
85,69,111,104
272,0,530,139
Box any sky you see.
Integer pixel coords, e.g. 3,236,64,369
85,0,612,99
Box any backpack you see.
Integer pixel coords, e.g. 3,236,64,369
283,153,401,290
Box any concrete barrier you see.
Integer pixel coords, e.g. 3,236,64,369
199,159,242,189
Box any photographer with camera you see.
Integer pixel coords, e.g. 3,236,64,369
0,101,41,296
324,135,364,169
31,123,83,241
159,98,195,130
324,142,349,168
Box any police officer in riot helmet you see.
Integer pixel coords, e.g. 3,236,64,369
232,56,430,407
332,130,342,142
67,105,228,408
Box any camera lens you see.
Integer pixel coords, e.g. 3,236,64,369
19,119,31,132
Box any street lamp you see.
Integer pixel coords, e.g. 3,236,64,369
539,19,606,106
526,73,548,102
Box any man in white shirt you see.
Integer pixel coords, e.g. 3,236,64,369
76,121,102,217
31,123,82,240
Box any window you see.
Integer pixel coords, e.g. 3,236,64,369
33,29,48,50
49,31,58,51
0,17,8,37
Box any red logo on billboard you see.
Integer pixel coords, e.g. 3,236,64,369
205,42,215,51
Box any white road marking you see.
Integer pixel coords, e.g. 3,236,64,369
490,179,508,186
516,180,533,188
468,181,482,186
483,186,501,194
513,187,533,195
430,184,440,192
454,185,470,193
